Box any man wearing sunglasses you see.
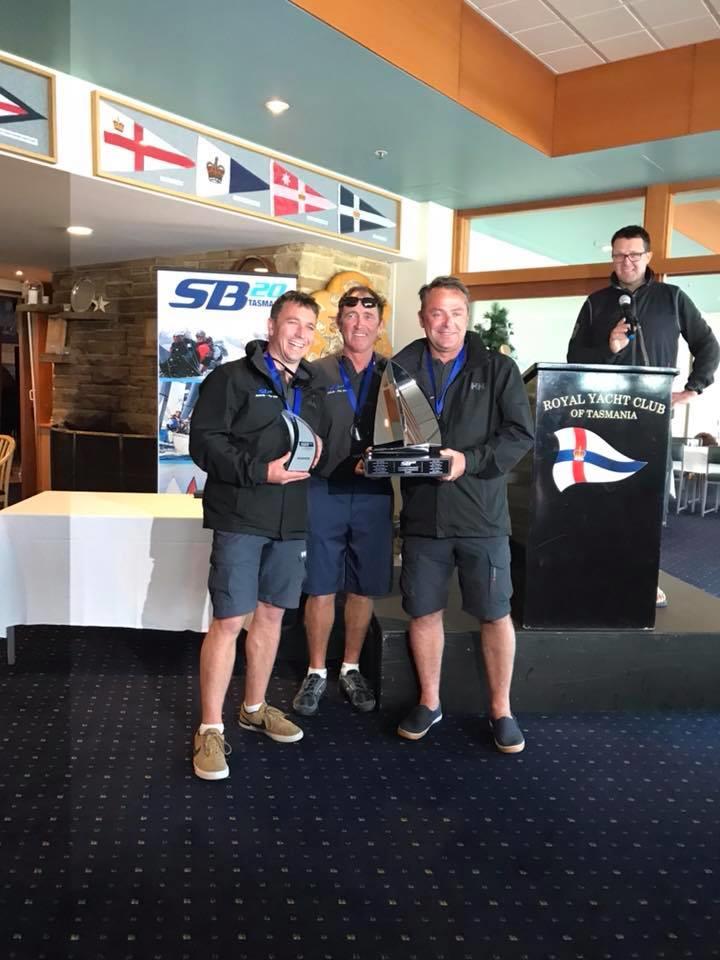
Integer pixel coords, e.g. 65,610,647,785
292,285,393,718
567,224,719,605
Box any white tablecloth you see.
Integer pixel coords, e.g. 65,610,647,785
0,492,212,649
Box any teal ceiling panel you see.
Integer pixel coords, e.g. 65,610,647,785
2,0,719,210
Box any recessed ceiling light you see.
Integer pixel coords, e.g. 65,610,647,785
15,269,24,277
67,225,93,236
265,98,289,116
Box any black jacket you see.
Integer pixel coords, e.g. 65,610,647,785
310,351,389,486
189,340,323,538
394,332,534,538
567,270,719,393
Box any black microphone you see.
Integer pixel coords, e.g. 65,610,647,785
618,294,636,339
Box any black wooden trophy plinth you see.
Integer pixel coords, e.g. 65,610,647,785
508,363,676,630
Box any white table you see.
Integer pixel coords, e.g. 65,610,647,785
0,491,212,663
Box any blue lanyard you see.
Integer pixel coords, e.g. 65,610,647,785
425,346,466,416
263,353,301,416
337,355,375,417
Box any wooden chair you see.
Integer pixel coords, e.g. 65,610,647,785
0,434,16,510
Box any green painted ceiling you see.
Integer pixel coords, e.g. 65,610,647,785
3,0,720,210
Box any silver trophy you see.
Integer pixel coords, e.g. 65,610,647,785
363,360,452,477
281,411,317,472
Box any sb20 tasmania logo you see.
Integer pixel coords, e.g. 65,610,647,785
169,278,291,311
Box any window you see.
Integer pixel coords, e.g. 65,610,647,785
467,198,645,271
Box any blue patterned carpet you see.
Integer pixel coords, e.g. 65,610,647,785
661,509,720,598
2,630,720,960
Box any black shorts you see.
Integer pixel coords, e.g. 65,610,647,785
208,531,307,618
304,476,393,597
400,535,512,621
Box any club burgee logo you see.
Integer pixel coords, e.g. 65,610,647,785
552,427,647,493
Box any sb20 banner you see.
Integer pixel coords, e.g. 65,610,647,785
157,267,296,494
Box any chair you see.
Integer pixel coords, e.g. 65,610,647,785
701,446,720,516
0,434,16,510
675,444,708,515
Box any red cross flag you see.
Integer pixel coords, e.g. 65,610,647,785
100,103,194,174
271,160,334,217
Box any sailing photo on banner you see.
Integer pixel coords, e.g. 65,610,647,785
157,267,296,494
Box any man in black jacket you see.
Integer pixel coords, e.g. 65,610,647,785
567,225,719,398
189,291,323,780
394,276,534,751
567,224,719,603
292,286,393,718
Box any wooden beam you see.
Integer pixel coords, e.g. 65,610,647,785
460,262,611,287
644,184,672,258
464,276,609,301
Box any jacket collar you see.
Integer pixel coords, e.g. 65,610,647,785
610,266,655,293
245,339,314,384
399,331,489,368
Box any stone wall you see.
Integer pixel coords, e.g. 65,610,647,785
51,244,393,435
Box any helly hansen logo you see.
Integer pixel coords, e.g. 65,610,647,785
470,381,485,391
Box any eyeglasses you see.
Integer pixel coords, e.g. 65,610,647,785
339,296,378,309
611,251,647,263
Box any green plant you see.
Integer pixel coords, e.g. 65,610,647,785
474,302,515,356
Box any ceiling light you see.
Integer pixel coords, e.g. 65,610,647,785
265,98,289,116
67,225,93,236
15,269,24,277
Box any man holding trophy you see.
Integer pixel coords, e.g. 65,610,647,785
189,291,323,780
390,277,534,750
293,286,393,717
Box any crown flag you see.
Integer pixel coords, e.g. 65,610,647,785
552,427,647,493
271,160,334,217
100,103,194,173
339,186,395,234
0,86,45,125
195,137,268,198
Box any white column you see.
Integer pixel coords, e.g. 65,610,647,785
391,201,455,351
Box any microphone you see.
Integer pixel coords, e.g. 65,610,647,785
618,294,636,339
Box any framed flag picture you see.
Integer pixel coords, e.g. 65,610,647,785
92,92,400,252
0,54,56,164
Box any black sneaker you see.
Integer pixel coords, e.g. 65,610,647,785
397,703,442,740
490,715,525,754
292,673,327,716
339,670,376,713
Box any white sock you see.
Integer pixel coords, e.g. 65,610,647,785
340,662,359,677
308,667,327,679
244,702,262,713
198,722,224,734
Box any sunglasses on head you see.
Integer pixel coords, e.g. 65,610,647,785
340,296,378,309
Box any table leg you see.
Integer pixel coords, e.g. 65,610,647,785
6,626,15,666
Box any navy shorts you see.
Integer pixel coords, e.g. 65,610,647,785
400,535,512,621
208,531,307,618
304,476,394,597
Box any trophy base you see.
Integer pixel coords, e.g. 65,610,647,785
364,446,451,478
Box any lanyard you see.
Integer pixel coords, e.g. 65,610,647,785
264,353,301,416
337,355,375,417
425,345,466,416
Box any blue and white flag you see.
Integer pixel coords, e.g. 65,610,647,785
552,427,647,493
338,185,395,234
196,136,268,198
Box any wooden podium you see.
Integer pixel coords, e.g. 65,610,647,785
509,363,676,630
